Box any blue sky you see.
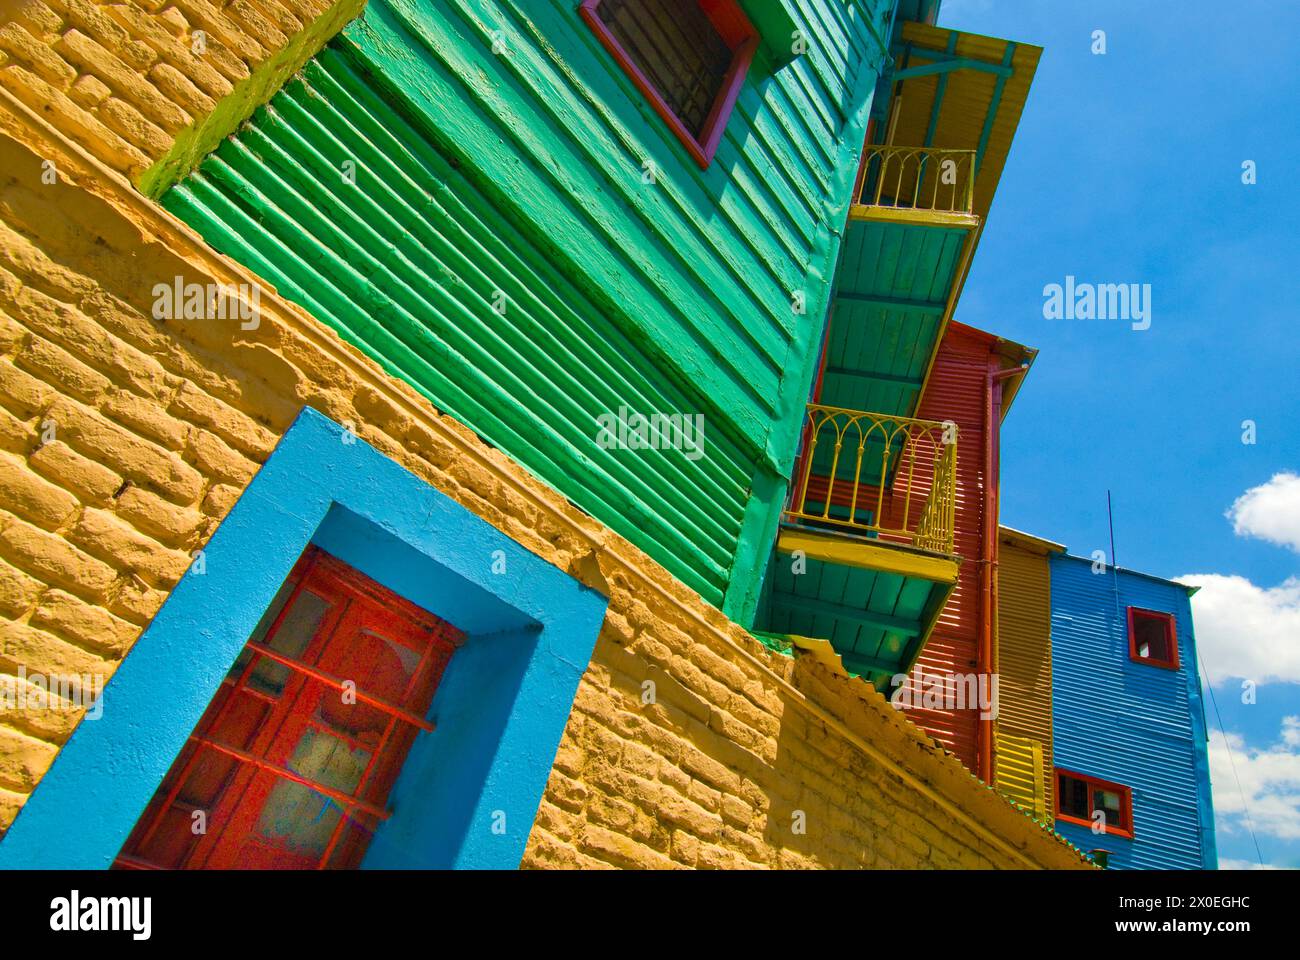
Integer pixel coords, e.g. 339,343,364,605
937,0,1300,868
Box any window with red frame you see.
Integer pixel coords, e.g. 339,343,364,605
580,0,758,168
1128,606,1179,669
113,547,463,870
1056,770,1133,838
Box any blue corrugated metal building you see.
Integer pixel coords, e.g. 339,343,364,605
1049,554,1217,869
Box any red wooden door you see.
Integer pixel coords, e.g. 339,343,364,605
114,548,462,870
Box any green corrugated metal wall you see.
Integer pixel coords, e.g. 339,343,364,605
161,0,891,613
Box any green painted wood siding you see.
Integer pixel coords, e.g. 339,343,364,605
162,0,892,613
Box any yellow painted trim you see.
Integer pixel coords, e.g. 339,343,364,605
917,575,958,647
994,729,1049,822
776,528,959,583
895,23,1043,224
847,204,980,230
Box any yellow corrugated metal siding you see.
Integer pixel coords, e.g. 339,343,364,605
995,731,1045,821
995,537,1054,820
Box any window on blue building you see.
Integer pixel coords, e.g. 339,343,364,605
1056,770,1133,838
1059,773,1089,818
1127,607,1179,670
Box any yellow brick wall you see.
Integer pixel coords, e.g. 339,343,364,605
0,85,1090,867
524,628,1090,869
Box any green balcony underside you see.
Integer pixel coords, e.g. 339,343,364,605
823,214,974,419
754,526,958,693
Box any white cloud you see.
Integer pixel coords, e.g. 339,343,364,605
1177,574,1300,685
1218,858,1283,870
1210,722,1300,847
1285,716,1300,749
1226,472,1300,553
1174,479,1300,868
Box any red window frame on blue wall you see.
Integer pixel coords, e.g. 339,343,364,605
579,0,759,169
1127,606,1179,670
1055,768,1134,839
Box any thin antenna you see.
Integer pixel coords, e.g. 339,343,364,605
1107,491,1122,621
1107,490,1118,570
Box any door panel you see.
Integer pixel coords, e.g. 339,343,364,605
115,548,461,870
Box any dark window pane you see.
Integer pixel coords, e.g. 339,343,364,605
597,0,733,137
1059,774,1090,818
1133,612,1172,663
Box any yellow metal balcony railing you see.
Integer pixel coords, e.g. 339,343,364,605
788,403,958,555
857,145,976,216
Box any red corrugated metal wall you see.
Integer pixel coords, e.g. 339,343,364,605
903,324,996,771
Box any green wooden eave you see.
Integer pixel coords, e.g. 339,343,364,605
753,525,958,692
820,216,973,418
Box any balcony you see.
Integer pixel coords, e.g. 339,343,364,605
789,403,957,554
751,21,1041,686
831,144,982,425
852,144,978,228
880,21,1042,224
754,404,960,692
826,21,1040,423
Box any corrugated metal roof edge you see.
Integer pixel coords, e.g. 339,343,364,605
944,319,1037,419
752,630,1099,867
998,532,1198,594
894,21,1044,226
999,525,1066,555
1053,551,1201,595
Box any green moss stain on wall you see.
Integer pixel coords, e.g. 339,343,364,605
139,0,368,199
162,0,890,612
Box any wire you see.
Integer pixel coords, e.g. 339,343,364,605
1199,652,1265,868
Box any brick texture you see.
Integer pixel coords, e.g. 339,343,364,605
0,86,1090,868
519,615,1091,869
0,0,336,181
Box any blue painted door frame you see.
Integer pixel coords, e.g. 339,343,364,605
0,408,608,870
